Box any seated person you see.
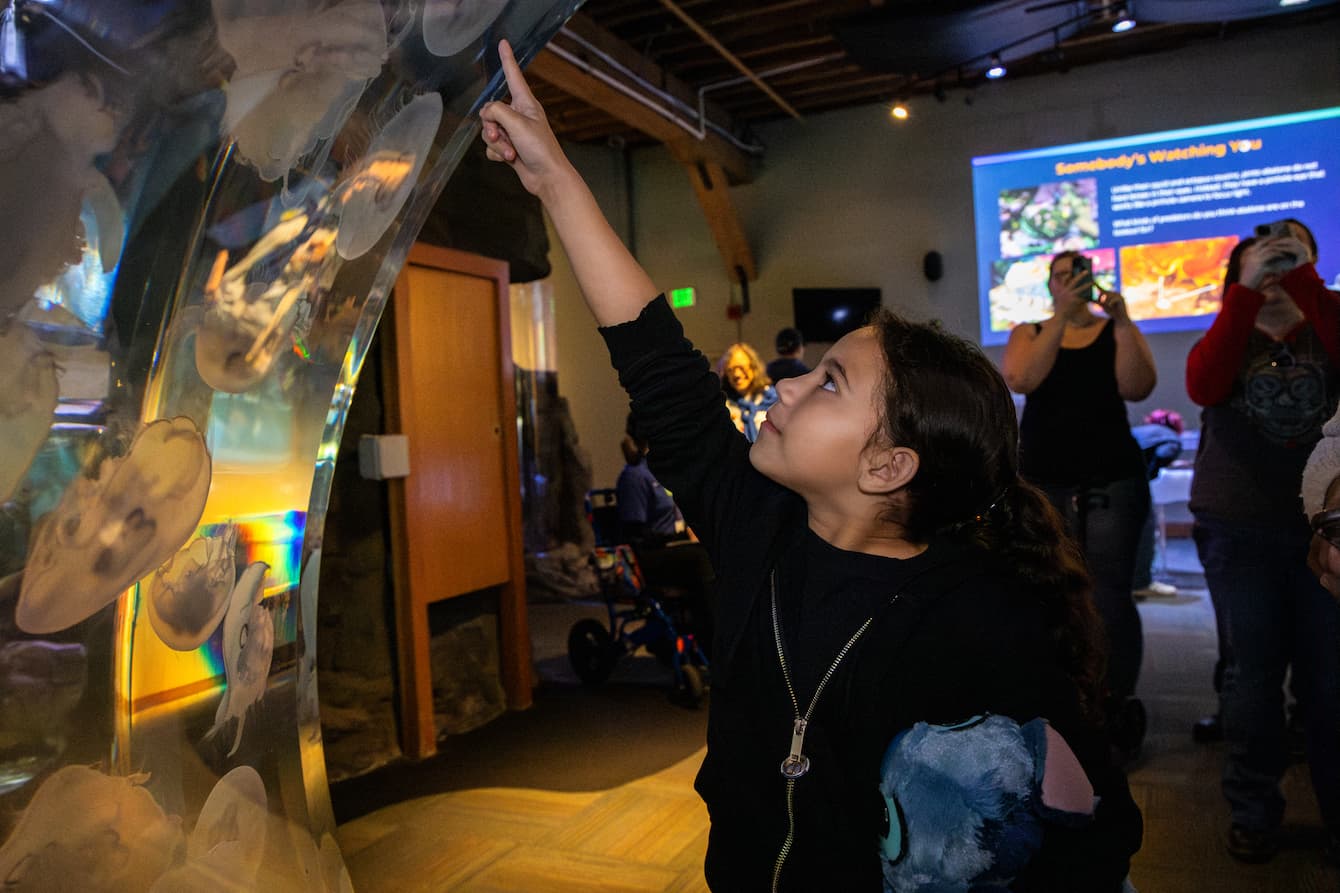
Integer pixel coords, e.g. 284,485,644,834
616,414,684,546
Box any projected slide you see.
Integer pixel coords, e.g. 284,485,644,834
972,107,1340,345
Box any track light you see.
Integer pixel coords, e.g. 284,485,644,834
1111,3,1136,32
985,55,1006,79
890,100,909,120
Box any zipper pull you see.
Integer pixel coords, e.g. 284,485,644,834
780,718,810,778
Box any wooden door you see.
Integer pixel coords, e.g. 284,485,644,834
384,244,531,759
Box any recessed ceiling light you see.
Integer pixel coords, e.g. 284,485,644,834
985,55,1006,79
890,101,909,120
1112,16,1136,32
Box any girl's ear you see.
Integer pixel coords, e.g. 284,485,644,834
858,444,919,496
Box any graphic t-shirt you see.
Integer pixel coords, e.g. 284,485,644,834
1191,324,1339,524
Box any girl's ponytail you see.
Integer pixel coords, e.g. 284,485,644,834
964,481,1107,723
871,309,1107,725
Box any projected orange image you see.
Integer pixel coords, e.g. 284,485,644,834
1119,235,1239,321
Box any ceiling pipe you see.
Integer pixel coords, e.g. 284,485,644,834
655,0,805,121
543,40,766,154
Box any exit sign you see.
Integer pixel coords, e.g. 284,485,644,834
669,287,696,308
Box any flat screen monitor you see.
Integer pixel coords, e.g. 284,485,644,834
792,288,882,343
971,107,1340,345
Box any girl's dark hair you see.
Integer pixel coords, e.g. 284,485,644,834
869,309,1107,722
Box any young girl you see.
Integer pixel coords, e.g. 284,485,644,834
481,41,1140,891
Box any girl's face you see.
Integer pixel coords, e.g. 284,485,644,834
724,348,756,395
749,326,886,499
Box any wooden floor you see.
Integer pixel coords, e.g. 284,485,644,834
336,552,1339,892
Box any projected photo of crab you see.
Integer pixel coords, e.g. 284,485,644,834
212,0,388,183
0,326,59,502
986,248,1116,334
1119,235,1238,321
17,418,212,635
0,765,185,890
209,561,274,757
146,525,239,652
999,178,1100,259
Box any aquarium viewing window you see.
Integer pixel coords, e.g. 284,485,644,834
971,107,1340,345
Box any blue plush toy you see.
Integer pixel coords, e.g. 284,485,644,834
878,714,1096,892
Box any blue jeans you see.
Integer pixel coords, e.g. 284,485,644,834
1041,473,1150,701
1194,518,1340,835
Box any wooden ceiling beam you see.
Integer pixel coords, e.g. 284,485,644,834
670,151,757,283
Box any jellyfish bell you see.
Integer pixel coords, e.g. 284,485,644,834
335,91,443,260
16,417,212,635
0,76,120,321
211,561,274,757
0,325,59,502
143,765,269,891
422,0,510,58
0,765,184,891
146,526,239,652
212,0,387,182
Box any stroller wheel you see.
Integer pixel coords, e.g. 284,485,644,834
568,619,616,685
671,663,705,709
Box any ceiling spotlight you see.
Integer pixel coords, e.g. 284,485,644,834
890,101,909,120
985,55,1006,80
1110,3,1137,31
1279,0,1310,6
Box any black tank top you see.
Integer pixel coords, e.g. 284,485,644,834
1018,320,1145,486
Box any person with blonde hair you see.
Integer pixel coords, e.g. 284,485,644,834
716,342,777,442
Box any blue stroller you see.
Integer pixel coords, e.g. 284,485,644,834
568,490,713,707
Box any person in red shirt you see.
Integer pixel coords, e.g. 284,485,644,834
1185,220,1340,864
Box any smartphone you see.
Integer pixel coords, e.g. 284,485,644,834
1069,255,1096,302
1311,507,1340,549
1254,220,1292,239
1254,220,1301,272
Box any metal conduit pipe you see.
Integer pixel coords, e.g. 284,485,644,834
555,26,767,153
697,53,845,139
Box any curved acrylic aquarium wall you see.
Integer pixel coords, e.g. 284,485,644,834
0,1,579,888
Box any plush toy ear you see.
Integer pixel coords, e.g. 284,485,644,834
1038,722,1096,817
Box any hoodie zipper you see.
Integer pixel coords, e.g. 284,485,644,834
769,570,879,893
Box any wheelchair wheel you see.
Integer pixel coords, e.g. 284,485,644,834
568,619,617,685
672,663,705,709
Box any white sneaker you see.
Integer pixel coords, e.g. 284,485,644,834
1133,581,1178,599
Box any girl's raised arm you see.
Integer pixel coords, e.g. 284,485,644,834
480,40,657,326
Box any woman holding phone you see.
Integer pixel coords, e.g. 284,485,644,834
1002,251,1159,756
1188,221,1340,864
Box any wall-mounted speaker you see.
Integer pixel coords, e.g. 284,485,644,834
923,251,944,282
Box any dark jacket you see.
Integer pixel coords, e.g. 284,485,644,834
602,296,1141,892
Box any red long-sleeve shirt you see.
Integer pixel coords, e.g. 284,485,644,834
1186,264,1340,407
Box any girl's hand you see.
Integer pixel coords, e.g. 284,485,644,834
1097,288,1131,325
480,40,573,201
